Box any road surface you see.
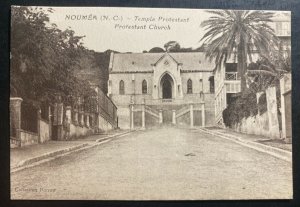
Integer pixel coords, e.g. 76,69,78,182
11,127,293,200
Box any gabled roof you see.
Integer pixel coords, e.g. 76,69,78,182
152,53,179,66
110,52,214,72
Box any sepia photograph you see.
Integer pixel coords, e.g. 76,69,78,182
10,6,292,200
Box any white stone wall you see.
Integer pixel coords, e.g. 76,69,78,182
117,107,131,129
20,130,38,146
181,72,213,94
109,73,153,97
39,119,50,143
69,124,93,138
98,114,115,131
234,112,270,137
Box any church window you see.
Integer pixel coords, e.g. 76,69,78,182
187,79,193,94
209,76,215,93
119,80,125,95
142,80,147,94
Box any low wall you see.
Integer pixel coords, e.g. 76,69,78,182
117,107,130,129
145,112,159,127
177,111,190,127
10,136,20,148
39,119,50,143
230,86,281,139
20,130,39,146
98,114,114,132
69,123,93,138
233,112,272,138
133,111,142,127
194,111,202,126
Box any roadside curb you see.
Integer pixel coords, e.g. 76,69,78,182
11,143,89,170
95,130,136,143
197,128,292,163
11,130,136,173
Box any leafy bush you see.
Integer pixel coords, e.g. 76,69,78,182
257,93,267,115
223,88,258,127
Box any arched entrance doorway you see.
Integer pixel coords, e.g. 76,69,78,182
160,73,174,99
163,80,172,99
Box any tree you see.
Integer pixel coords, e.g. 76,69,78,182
164,41,181,52
200,10,278,91
10,6,95,107
149,47,165,53
246,45,291,93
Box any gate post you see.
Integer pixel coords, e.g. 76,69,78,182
10,97,23,147
266,86,280,139
159,109,163,124
201,103,205,127
141,101,145,130
280,73,292,143
130,104,134,130
190,104,194,128
37,108,41,143
172,110,176,124
65,106,72,139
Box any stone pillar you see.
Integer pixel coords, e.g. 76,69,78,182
65,106,72,139
90,115,94,128
280,74,292,143
280,78,286,139
130,104,134,130
159,109,163,124
37,108,41,143
172,110,176,124
141,104,145,130
266,86,280,139
74,110,78,125
48,106,52,140
201,103,205,127
10,97,23,147
80,112,84,126
190,104,194,128
86,114,90,128
65,106,72,121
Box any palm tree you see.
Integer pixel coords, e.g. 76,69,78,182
246,45,291,92
200,10,278,91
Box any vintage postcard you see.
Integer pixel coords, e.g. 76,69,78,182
10,6,292,200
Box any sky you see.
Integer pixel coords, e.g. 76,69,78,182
46,7,290,53
47,7,213,53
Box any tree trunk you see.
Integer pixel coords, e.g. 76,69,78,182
237,38,247,92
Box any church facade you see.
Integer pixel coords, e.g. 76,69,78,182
107,52,216,129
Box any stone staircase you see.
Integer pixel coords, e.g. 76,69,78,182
144,105,159,119
175,105,190,118
144,104,193,122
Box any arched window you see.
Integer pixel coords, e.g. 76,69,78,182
209,76,215,93
187,79,193,94
142,80,147,94
119,80,125,95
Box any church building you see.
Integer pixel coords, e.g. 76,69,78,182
107,52,216,129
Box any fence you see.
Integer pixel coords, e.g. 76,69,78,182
21,102,38,133
40,103,49,121
98,89,118,126
10,114,17,138
10,89,118,147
